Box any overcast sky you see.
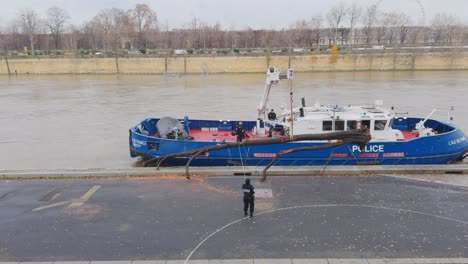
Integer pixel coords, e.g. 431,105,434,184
0,0,466,29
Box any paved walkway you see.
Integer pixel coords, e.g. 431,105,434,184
1,176,467,261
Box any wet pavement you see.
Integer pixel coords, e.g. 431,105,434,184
0,175,467,261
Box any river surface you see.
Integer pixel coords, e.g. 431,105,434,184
0,71,467,170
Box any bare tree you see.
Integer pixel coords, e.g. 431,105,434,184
361,4,378,45
0,25,12,75
194,21,210,52
290,19,310,48
19,8,40,55
260,29,273,49
108,8,130,50
374,17,387,45
310,15,322,50
326,3,347,44
242,27,255,49
91,8,131,53
187,17,202,49
381,12,399,45
431,13,461,45
93,10,112,53
129,3,157,49
64,24,81,55
397,13,411,44
161,21,170,50
347,3,361,50
379,12,411,46
210,23,224,49
406,26,421,44
45,7,69,50
82,20,101,50
419,26,431,45
4,20,21,51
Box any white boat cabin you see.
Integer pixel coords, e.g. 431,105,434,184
256,67,436,142
271,103,404,141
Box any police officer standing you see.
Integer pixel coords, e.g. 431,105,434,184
242,178,255,218
233,121,247,142
268,109,277,121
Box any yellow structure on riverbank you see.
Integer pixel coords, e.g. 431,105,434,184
1,51,467,75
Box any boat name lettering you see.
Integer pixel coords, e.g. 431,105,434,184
351,145,384,153
448,136,466,146
132,138,146,147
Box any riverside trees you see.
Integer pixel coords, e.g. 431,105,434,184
1,3,467,55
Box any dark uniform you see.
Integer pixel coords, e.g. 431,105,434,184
268,109,277,121
233,122,247,142
242,178,255,217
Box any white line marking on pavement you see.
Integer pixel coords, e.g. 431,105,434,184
32,185,101,212
183,204,468,264
69,185,101,207
50,192,62,201
32,201,70,212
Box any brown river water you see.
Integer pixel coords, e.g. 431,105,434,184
0,71,467,170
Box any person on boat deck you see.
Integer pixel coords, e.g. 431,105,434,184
242,178,255,218
232,121,248,142
268,109,277,121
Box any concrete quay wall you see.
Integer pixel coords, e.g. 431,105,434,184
1,51,467,75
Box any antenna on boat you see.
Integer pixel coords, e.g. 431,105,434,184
288,69,294,138
448,106,454,122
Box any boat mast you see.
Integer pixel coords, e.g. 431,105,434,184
289,71,294,138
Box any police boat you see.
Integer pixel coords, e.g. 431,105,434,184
129,68,468,166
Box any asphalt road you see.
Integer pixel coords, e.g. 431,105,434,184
0,175,467,261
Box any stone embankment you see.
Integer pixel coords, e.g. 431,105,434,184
1,51,467,75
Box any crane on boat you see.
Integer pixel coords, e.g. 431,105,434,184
256,67,293,136
257,67,293,119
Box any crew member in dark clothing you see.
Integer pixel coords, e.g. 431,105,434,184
268,109,277,121
242,178,255,217
232,121,247,142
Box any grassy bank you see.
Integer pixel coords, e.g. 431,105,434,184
1,51,467,75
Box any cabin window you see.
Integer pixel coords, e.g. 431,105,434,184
335,120,345,131
347,120,357,130
375,120,387,130
322,121,333,131
362,120,371,129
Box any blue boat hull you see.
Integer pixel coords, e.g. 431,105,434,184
129,118,468,166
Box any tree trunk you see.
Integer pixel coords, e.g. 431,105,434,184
55,33,60,50
115,52,119,74
4,52,11,75
29,34,35,56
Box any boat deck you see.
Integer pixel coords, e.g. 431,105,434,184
189,129,269,142
401,130,419,141
188,129,419,142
